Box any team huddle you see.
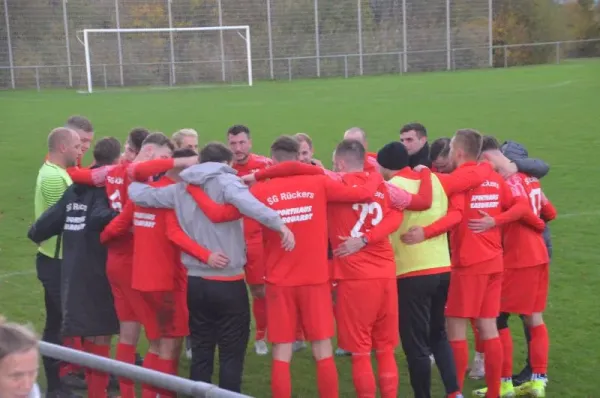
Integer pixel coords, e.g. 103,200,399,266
30,117,556,398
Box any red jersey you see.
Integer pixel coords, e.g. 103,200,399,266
449,162,536,274
251,172,382,287
232,153,273,177
327,173,401,281
364,152,379,173
100,176,211,292
502,173,555,269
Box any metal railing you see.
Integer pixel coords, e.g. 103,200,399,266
39,341,252,398
1,38,599,91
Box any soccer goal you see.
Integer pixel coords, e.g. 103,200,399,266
78,26,252,93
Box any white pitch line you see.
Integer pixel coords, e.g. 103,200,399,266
0,209,596,280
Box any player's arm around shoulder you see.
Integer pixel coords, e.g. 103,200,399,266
28,188,71,244
128,181,177,209
222,175,284,232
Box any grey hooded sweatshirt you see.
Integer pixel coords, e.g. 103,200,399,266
127,162,284,279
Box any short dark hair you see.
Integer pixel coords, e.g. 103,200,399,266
172,148,198,159
454,129,483,159
93,137,121,166
270,135,299,162
127,128,150,154
400,122,427,138
200,142,233,164
294,133,313,149
334,139,365,166
481,135,501,152
141,132,175,152
227,125,250,137
65,116,93,133
430,137,451,161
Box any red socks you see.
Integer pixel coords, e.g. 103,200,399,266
253,297,267,341
375,351,398,398
61,337,84,377
450,340,469,391
351,355,376,398
499,328,513,378
88,343,110,398
141,352,159,398
529,324,549,375
155,358,178,398
316,357,339,397
483,337,503,398
471,319,484,354
271,360,291,398
115,343,137,398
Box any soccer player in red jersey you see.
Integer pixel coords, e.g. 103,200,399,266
326,140,403,398
227,124,288,355
469,137,556,398
442,129,546,398
101,148,225,398
343,127,380,172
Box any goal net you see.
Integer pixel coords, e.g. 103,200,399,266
78,26,252,93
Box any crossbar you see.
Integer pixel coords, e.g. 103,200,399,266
83,26,249,34
39,342,252,398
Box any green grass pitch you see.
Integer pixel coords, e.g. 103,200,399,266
0,60,599,397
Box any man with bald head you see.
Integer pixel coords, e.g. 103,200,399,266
343,127,380,173
34,127,81,398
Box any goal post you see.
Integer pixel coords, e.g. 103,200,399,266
80,26,253,93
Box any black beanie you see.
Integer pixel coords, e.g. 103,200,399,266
377,142,409,171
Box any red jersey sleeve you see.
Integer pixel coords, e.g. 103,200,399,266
254,161,324,181
244,217,265,279
406,168,433,211
540,200,557,222
185,185,242,222
323,173,382,203
100,201,134,243
164,210,211,263
68,165,114,187
494,179,542,230
128,159,175,182
423,193,464,239
363,208,403,243
437,163,492,196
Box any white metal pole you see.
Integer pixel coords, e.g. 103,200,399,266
62,0,73,87
446,0,451,70
84,30,93,93
266,0,274,79
357,0,363,76
115,0,124,86
402,0,407,72
245,26,253,86
217,0,226,82
314,0,320,77
3,0,14,89
167,0,176,85
488,0,493,67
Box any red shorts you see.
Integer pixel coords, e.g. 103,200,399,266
107,276,144,322
445,271,502,319
335,279,399,353
501,264,548,315
266,283,334,344
138,290,189,340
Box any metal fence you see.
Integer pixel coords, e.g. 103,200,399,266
0,0,599,90
39,341,252,397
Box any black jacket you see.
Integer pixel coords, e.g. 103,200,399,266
408,142,431,169
28,181,119,338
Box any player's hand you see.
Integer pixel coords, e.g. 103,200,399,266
413,164,429,172
401,226,426,244
279,225,295,251
241,173,257,185
497,162,518,179
468,210,496,233
311,158,324,167
249,284,265,299
333,236,366,257
208,252,229,268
